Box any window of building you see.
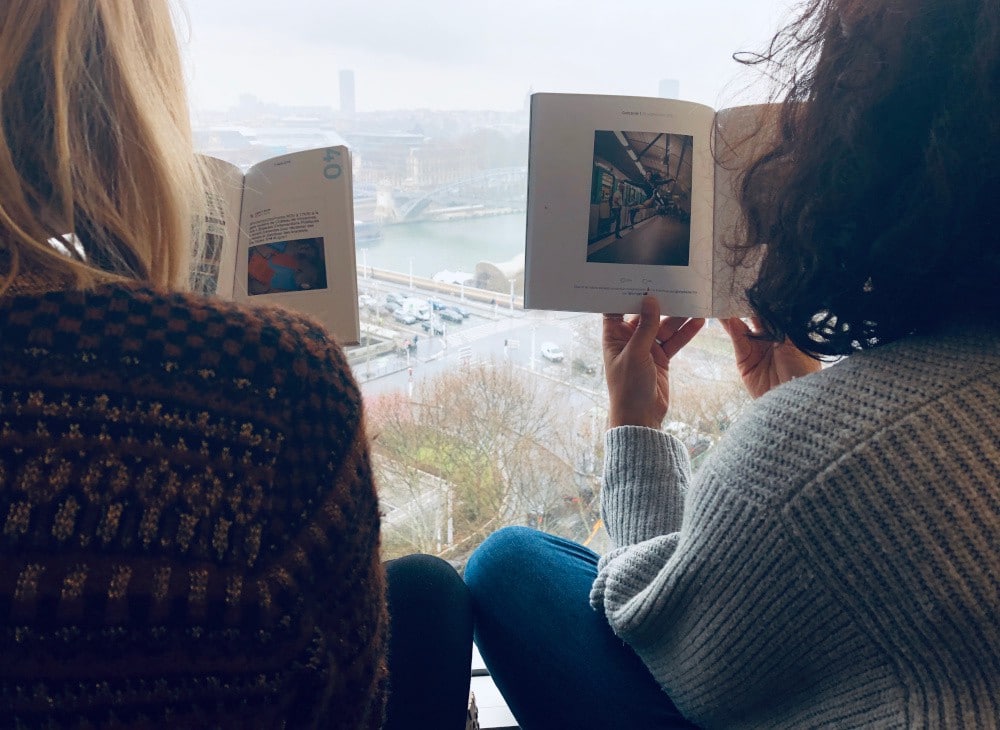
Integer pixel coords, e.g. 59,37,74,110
184,0,782,564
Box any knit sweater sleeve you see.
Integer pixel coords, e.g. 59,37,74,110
589,426,688,639
597,425,691,547
589,416,835,727
589,425,688,621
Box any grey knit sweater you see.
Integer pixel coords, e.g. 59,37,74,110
591,324,1000,729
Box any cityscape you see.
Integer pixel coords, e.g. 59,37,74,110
193,72,747,565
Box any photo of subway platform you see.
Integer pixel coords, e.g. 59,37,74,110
586,129,693,266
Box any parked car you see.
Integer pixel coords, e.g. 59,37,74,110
572,358,598,375
400,297,431,321
358,293,377,311
540,342,565,362
450,305,471,319
385,292,404,307
438,308,464,323
393,309,417,325
430,299,449,311
421,320,445,335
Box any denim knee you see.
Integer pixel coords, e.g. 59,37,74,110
465,526,546,595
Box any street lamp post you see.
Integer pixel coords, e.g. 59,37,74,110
446,484,454,547
365,329,371,379
530,324,537,372
408,258,414,290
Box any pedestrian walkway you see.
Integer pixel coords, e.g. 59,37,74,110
446,316,524,348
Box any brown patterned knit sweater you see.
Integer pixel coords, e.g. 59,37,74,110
0,280,388,729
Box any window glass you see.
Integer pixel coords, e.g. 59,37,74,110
184,0,782,562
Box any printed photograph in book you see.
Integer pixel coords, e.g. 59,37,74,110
586,130,694,266
247,237,328,296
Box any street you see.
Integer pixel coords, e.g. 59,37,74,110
352,279,605,402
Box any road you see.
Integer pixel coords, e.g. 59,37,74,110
354,279,605,401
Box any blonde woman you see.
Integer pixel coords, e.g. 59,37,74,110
0,2,438,727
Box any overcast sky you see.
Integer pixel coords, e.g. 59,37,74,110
180,0,798,115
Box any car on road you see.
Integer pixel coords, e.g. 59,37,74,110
540,342,565,362
438,308,464,324
393,309,417,325
421,320,445,335
400,297,431,321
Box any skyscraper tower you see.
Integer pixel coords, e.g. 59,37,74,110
339,69,356,114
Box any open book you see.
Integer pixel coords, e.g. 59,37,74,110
196,147,360,344
524,93,776,317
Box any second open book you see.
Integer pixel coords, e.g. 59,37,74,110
525,93,776,317
196,147,360,345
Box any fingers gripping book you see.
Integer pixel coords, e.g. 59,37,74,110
196,147,361,344
524,93,776,317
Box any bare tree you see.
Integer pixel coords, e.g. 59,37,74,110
373,454,454,559
367,363,585,563
666,326,751,461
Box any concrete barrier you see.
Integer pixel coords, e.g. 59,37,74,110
357,266,523,309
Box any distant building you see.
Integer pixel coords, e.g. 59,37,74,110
432,270,475,286
340,70,356,114
658,78,680,99
474,252,524,295
190,125,348,169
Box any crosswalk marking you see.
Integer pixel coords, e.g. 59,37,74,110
446,318,523,347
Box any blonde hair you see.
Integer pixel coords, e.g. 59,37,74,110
0,0,205,292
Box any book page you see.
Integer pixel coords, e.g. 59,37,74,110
524,93,717,316
234,147,360,345
711,104,779,317
195,156,244,298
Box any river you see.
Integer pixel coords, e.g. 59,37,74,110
356,213,525,278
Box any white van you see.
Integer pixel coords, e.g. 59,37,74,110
400,297,431,321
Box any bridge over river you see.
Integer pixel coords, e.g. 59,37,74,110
377,167,527,222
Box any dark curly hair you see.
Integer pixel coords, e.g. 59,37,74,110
737,0,1000,356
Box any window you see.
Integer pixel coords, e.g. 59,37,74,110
184,0,780,563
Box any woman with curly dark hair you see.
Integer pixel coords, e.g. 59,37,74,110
467,0,1000,727
739,0,1000,354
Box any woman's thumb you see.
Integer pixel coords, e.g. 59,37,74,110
629,295,661,351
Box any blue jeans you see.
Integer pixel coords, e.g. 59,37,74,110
465,527,698,729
